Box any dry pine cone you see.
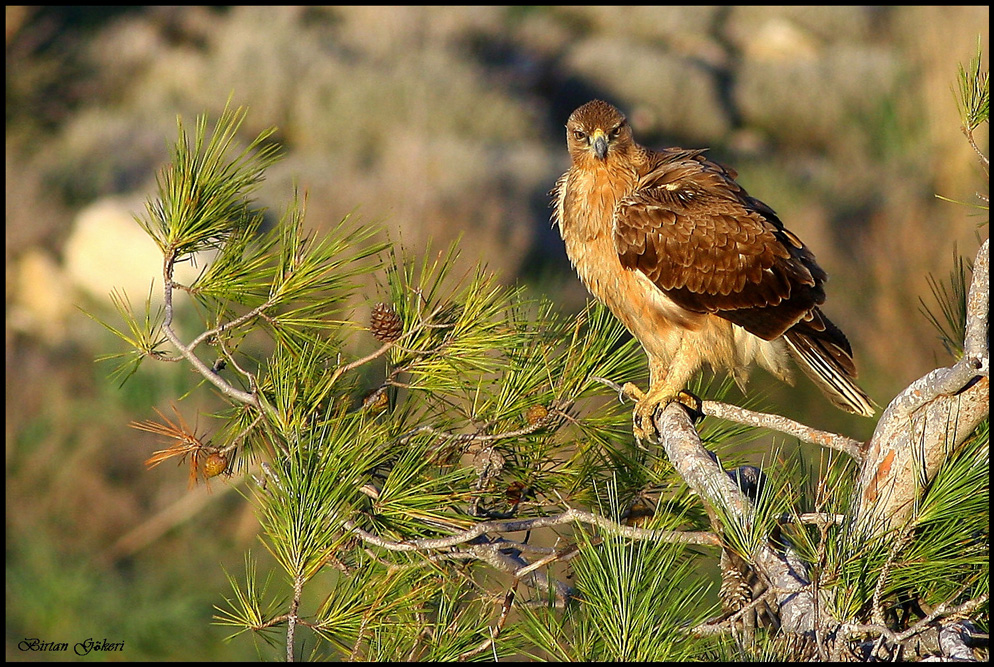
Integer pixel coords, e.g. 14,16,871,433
370,303,403,342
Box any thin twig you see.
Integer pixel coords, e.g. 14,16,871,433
326,339,396,387
457,584,518,661
215,332,258,387
161,254,261,408
286,574,303,662
457,531,603,660
219,411,265,456
344,507,721,553
962,125,990,170
837,590,989,659
514,542,583,579
813,514,830,661
872,524,914,627
701,401,865,460
463,541,573,603
690,587,779,637
895,590,988,643
187,299,274,353
395,404,568,447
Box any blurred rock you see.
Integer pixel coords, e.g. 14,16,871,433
723,6,878,50
52,198,206,340
734,16,820,62
63,198,166,304
562,37,732,142
8,248,74,344
734,45,902,151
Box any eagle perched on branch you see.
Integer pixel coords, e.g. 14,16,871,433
552,100,874,439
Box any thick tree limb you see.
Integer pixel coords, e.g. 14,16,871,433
855,239,988,534
652,404,818,633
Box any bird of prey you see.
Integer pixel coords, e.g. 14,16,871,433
552,100,874,440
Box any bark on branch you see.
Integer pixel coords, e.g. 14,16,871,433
344,508,720,553
652,403,819,633
855,238,988,535
651,239,989,646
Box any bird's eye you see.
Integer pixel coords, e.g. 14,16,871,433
609,123,623,139
572,129,587,142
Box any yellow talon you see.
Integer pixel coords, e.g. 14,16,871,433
623,385,703,442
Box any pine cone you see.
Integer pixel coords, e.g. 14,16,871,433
622,499,654,528
719,550,752,615
203,451,228,478
524,404,549,425
369,303,403,342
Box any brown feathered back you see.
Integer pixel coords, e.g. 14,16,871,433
614,148,828,342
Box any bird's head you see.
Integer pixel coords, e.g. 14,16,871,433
564,100,633,164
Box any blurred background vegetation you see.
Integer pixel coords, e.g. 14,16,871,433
5,6,988,660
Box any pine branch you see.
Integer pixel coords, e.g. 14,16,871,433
856,239,988,534
651,403,818,634
954,40,990,170
286,575,303,662
839,592,988,660
161,257,263,409
590,375,865,459
701,401,864,460
342,507,721,552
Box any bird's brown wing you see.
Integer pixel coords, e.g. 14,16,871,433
614,150,827,341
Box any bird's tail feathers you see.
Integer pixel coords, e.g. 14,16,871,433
784,329,876,417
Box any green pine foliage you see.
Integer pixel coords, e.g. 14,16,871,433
955,40,990,137
103,47,988,659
